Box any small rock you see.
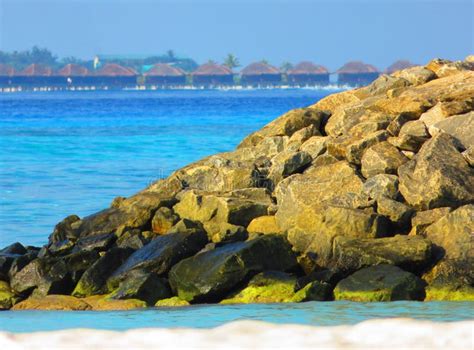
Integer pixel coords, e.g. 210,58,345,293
151,207,179,234
155,296,190,307
362,174,399,200
361,142,409,178
376,196,414,228
399,120,430,139
409,207,452,235
299,136,328,158
247,216,281,234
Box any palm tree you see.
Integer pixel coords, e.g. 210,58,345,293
280,61,293,72
260,59,269,65
224,54,240,69
166,50,176,60
207,59,217,65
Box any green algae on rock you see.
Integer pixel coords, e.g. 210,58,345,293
334,265,426,302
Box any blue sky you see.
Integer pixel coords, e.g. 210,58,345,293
0,0,472,70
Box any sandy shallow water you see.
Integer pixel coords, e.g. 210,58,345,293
0,318,472,350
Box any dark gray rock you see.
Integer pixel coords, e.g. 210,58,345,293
168,234,297,302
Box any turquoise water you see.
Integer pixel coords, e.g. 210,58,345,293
0,89,339,247
1,89,472,331
0,301,473,333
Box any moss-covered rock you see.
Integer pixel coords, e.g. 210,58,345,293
291,281,334,302
334,265,426,302
169,235,297,302
0,280,19,310
247,216,281,235
424,286,474,301
83,294,147,310
72,247,133,297
220,271,297,304
155,296,190,307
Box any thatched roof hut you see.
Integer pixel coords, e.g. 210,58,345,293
337,61,379,86
18,64,53,76
57,64,90,76
287,62,329,86
241,62,280,76
241,62,281,86
95,63,137,76
337,61,379,74
145,63,185,77
288,61,329,75
144,63,186,86
385,60,417,74
0,64,15,76
192,63,232,76
192,63,234,86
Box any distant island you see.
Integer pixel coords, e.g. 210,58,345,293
0,47,418,91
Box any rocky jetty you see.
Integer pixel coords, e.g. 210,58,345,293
1,57,473,310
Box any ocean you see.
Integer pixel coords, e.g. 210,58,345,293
0,89,472,333
0,88,338,248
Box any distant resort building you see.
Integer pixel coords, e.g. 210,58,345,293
385,60,417,74
92,63,138,88
337,61,380,86
57,64,93,86
241,62,281,86
287,61,329,86
0,64,15,87
144,63,186,86
192,63,234,87
13,63,63,87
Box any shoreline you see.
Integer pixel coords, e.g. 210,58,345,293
0,319,472,349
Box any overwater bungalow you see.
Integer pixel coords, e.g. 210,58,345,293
287,61,329,86
240,62,281,86
92,63,138,88
0,64,15,87
385,60,417,74
57,64,93,86
337,61,380,86
144,63,186,86
192,63,234,87
13,63,63,87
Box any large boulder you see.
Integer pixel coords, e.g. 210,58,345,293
109,270,172,305
275,161,389,267
168,235,297,302
107,230,208,290
422,205,474,300
10,250,99,297
398,133,474,210
238,108,327,148
428,112,473,149
72,247,133,297
331,235,432,274
173,190,269,242
334,265,426,301
48,190,179,244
